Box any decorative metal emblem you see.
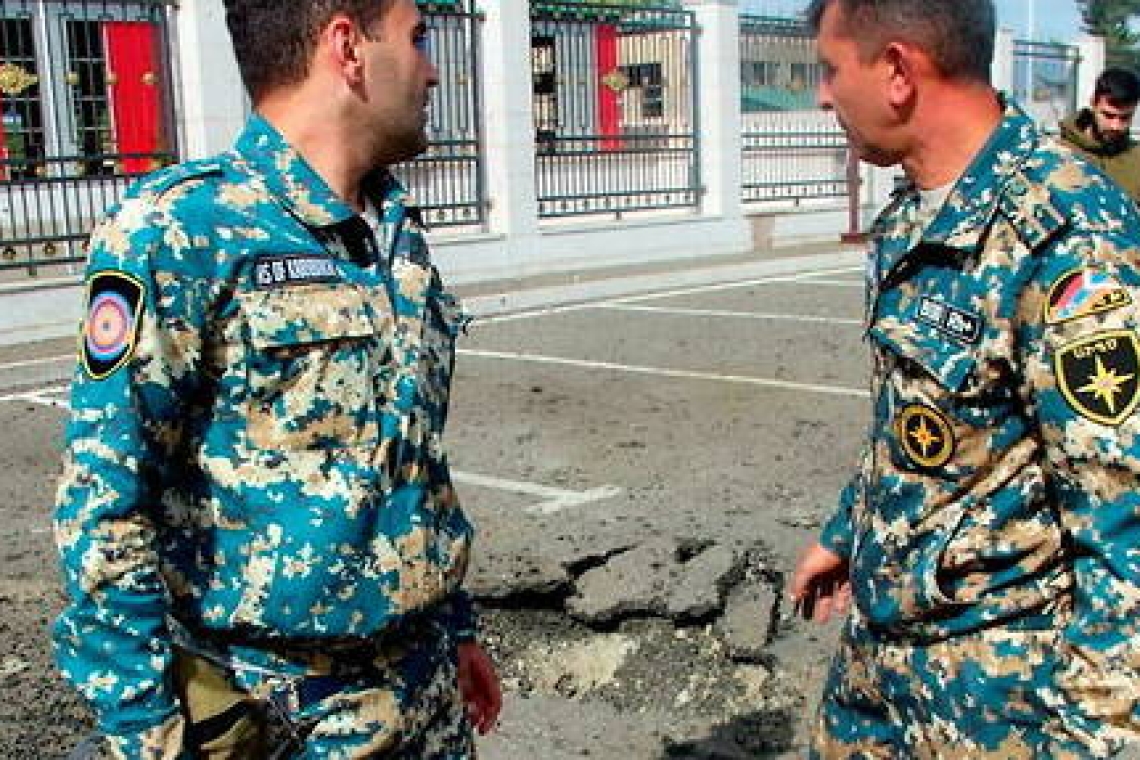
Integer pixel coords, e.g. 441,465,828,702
0,63,38,96
601,69,629,93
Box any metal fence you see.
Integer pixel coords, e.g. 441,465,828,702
530,1,699,218
1,0,177,275
397,0,485,229
739,15,848,205
1012,39,1080,134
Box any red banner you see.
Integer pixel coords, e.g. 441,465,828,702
103,21,161,175
596,24,621,151
0,91,8,181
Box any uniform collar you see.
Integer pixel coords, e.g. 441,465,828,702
917,96,1041,253
232,114,408,229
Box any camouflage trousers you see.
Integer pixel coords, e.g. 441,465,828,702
809,612,1101,759
175,622,474,760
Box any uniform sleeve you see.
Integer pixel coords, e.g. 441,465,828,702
1016,242,1140,752
426,451,479,642
820,458,864,559
52,200,208,758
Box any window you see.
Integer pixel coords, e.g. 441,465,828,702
622,62,663,119
67,20,115,175
0,16,46,180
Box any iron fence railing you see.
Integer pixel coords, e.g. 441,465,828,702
739,14,848,205
530,1,699,218
0,0,177,275
397,0,486,229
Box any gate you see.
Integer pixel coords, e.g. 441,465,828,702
0,0,177,276
530,1,699,218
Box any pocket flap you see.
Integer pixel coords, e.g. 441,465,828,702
241,285,378,349
870,317,978,391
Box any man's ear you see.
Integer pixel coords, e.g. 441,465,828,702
322,14,365,86
882,42,917,108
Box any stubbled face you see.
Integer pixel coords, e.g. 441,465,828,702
362,0,439,163
1091,95,1136,146
815,1,902,167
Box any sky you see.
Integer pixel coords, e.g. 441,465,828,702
738,0,1085,43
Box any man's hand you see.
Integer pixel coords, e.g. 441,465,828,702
789,542,852,624
457,641,502,735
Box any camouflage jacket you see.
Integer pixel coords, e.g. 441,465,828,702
52,115,476,753
820,101,1140,748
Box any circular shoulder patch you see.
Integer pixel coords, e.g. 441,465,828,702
894,404,955,469
81,271,145,380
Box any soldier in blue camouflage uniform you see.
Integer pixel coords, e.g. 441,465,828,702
790,0,1140,757
51,0,501,757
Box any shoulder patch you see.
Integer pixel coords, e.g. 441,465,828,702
81,271,145,380
1054,329,1140,425
1044,269,1132,325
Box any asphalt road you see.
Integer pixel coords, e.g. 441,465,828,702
0,249,866,758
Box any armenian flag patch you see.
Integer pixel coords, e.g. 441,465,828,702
81,271,144,380
1055,330,1140,426
1044,269,1131,325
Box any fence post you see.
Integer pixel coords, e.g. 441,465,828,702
684,0,743,222
1076,34,1105,108
173,0,247,158
480,0,540,264
992,28,1015,97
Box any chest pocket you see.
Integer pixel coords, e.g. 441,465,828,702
869,317,988,482
240,284,392,451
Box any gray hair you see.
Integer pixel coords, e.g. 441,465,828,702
805,0,995,83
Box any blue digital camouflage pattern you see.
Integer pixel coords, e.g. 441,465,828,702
52,115,477,758
814,100,1140,756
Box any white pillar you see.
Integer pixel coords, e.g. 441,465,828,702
992,27,1015,96
1077,34,1106,108
479,0,540,251
684,0,744,221
172,0,247,159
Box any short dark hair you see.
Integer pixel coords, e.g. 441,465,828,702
1094,67,1140,107
805,0,995,83
223,0,394,102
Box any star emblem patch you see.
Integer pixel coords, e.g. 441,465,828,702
895,404,955,469
1055,330,1140,426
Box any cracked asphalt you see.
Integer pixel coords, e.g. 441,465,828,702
0,248,865,758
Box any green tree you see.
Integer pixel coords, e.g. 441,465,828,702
1078,0,1140,68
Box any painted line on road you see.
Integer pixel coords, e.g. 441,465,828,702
595,303,862,326
0,384,70,407
474,265,863,325
458,348,868,398
607,266,862,306
0,354,72,372
793,278,863,287
452,470,621,515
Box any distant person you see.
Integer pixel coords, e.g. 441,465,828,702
790,0,1140,757
51,0,500,756
1060,66,1140,202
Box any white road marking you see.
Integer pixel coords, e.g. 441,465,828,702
474,265,863,325
792,278,863,287
608,266,863,305
596,303,862,326
452,470,621,515
458,348,868,398
0,354,72,371
0,385,70,406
